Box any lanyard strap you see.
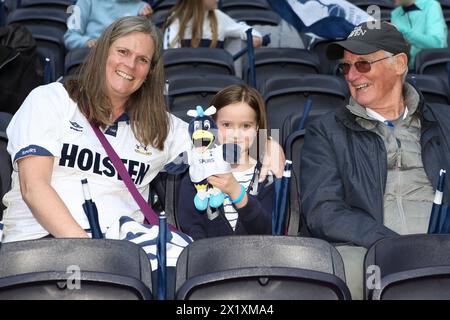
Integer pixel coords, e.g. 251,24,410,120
89,122,178,232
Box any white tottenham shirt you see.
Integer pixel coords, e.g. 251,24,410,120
1,82,190,242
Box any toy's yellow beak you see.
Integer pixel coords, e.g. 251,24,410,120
192,130,214,149
194,183,208,191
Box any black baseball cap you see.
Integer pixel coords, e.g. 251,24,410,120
326,21,410,60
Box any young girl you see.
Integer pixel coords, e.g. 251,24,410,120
163,0,262,49
178,84,273,240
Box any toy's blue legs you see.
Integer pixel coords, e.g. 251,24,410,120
208,187,225,208
193,182,208,211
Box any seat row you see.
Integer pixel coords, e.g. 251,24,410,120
1,234,450,300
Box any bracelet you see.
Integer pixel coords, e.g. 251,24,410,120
230,185,246,204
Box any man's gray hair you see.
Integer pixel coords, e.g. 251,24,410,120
384,51,408,83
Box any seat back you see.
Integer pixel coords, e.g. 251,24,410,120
225,8,281,26
176,235,350,300
152,0,177,11
220,0,272,11
364,234,450,300
284,130,311,237
407,74,450,105
0,238,153,300
64,47,91,76
7,7,68,33
167,74,244,122
243,48,321,89
263,75,349,130
414,48,450,85
151,8,170,29
19,0,75,10
0,111,12,216
163,48,235,79
309,38,340,75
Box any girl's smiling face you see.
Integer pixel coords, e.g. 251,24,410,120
215,102,258,155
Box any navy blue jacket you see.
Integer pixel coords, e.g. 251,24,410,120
300,96,450,248
178,164,273,240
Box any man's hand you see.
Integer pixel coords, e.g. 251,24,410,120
86,39,97,48
139,3,153,17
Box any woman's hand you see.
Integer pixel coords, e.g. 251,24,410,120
139,3,153,17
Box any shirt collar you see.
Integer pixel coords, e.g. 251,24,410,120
366,106,409,123
114,112,130,124
402,0,425,12
402,3,421,12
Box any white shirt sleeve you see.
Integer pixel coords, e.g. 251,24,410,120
6,83,71,170
165,114,191,164
215,9,262,41
163,17,180,49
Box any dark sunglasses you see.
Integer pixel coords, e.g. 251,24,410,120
338,55,394,75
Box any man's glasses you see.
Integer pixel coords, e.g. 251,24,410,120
338,55,394,75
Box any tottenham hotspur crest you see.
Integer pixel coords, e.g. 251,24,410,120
135,143,152,156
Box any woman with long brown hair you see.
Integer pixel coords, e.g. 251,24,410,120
163,0,262,49
1,16,189,242
1,16,281,243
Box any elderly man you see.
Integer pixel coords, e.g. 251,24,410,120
300,21,450,299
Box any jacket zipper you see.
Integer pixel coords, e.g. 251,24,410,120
0,51,20,70
395,137,408,233
377,136,387,223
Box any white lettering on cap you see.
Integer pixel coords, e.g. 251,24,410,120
348,26,366,38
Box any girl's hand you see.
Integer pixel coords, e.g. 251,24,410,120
86,39,97,47
207,173,241,200
252,36,262,48
260,137,285,181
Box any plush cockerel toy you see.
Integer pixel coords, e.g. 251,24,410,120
187,105,240,211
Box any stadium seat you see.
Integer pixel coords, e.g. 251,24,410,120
225,8,281,26
150,8,170,29
0,239,153,300
23,24,66,81
262,75,349,130
284,129,311,237
283,129,307,236
0,111,12,215
0,1,5,27
243,48,322,89
364,234,450,300
175,235,351,300
414,48,450,85
406,74,450,105
4,0,18,14
152,0,177,11
163,48,235,79
220,0,272,11
64,47,91,76
281,112,322,147
309,38,340,75
149,170,187,230
19,0,75,10
167,74,244,122
7,7,69,33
